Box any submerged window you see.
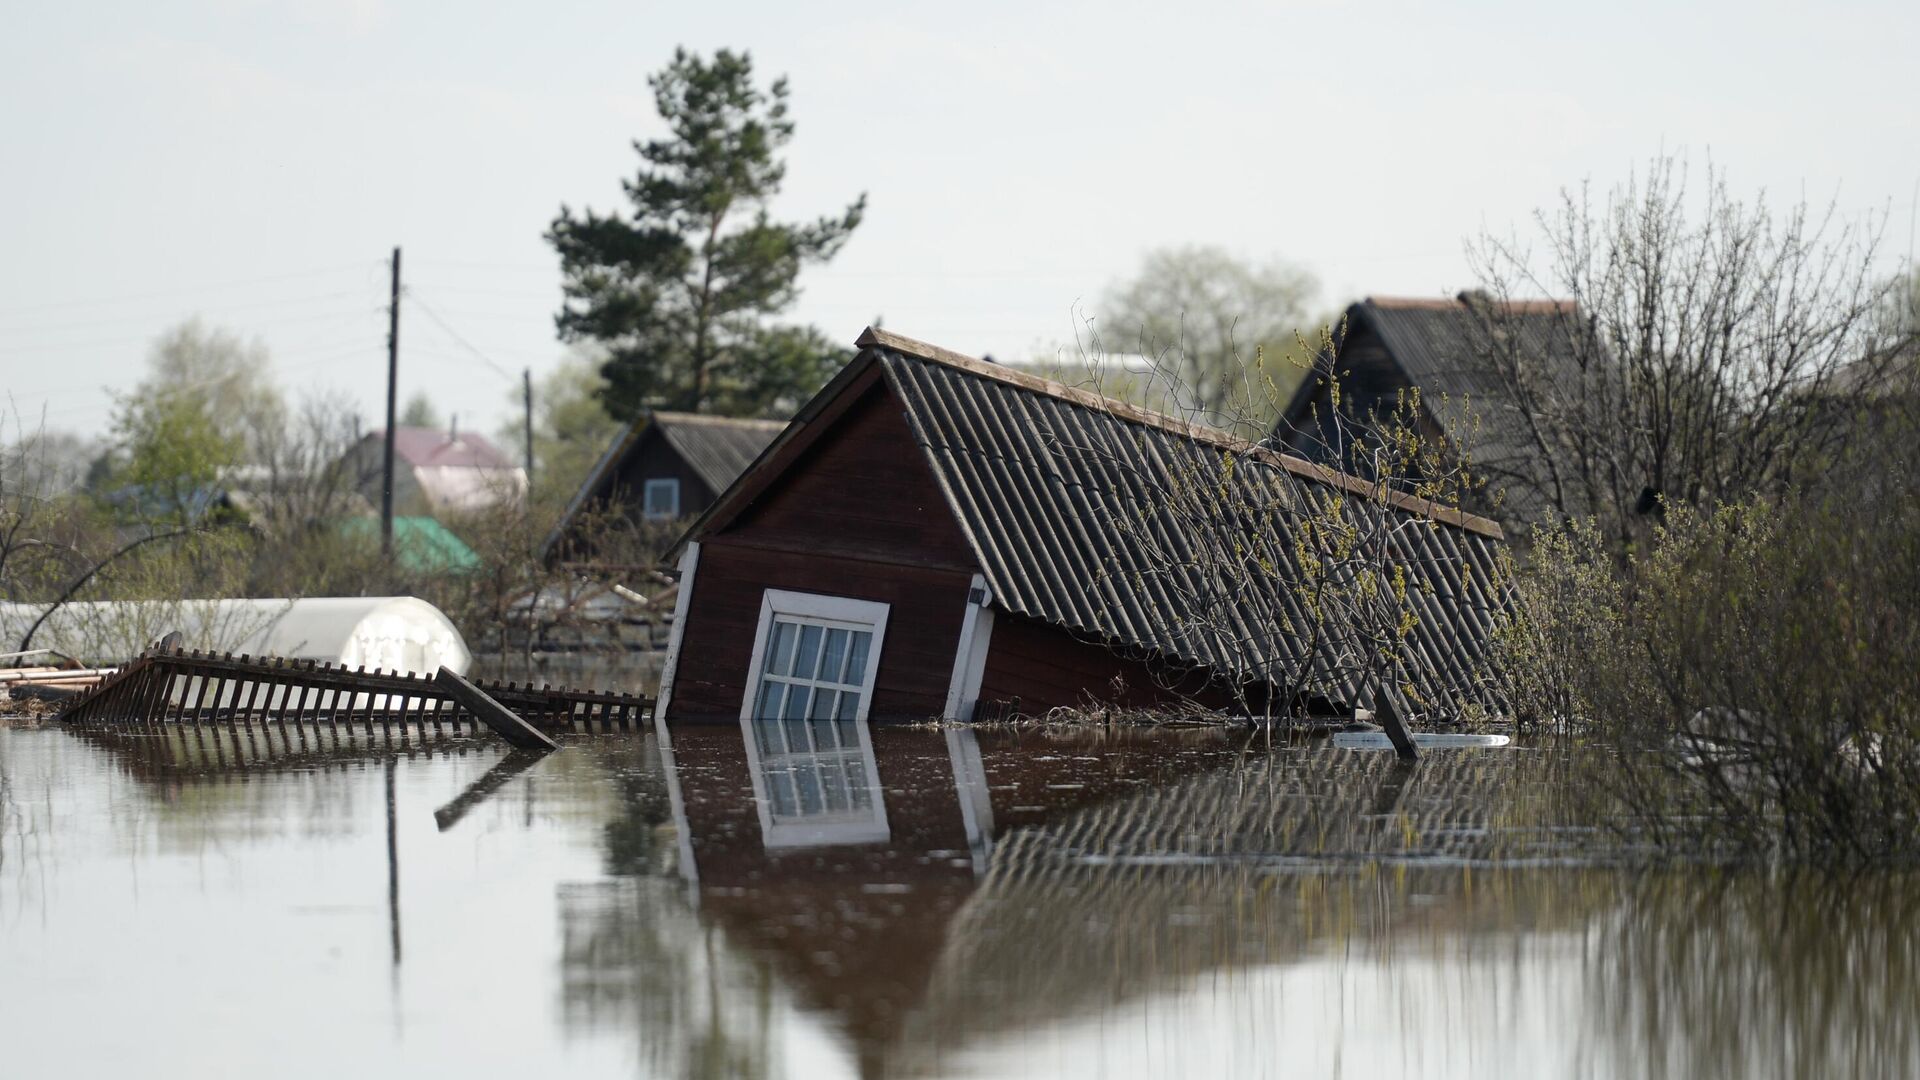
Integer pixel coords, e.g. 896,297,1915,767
739,590,891,847
642,478,680,520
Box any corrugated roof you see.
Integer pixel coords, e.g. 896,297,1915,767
691,328,1512,719
651,412,786,495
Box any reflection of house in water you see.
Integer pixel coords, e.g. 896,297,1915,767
629,716,1562,1078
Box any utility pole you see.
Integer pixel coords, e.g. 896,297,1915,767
381,246,401,556
522,367,535,494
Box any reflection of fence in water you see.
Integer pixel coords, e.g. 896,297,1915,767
57,645,651,737
65,715,500,780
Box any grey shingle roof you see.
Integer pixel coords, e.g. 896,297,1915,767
542,412,784,561
651,413,786,496
1279,295,1592,524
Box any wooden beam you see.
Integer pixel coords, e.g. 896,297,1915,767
433,750,546,830
1374,685,1420,763
433,667,557,751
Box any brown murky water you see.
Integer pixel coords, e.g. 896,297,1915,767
2,722,1914,1078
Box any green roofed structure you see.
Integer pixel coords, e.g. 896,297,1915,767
341,516,481,574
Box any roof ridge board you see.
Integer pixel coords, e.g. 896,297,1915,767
856,327,1503,540
1366,295,1576,314
650,410,788,429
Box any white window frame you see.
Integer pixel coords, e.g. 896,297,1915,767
738,589,891,847
642,477,681,521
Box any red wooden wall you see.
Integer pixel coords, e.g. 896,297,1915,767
666,384,977,721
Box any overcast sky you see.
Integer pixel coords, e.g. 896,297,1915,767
4,0,1917,445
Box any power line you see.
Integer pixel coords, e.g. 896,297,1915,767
401,287,520,382
0,306,385,356
0,261,380,318
0,288,383,336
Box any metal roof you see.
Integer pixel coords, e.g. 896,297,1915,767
873,337,1508,717
372,427,518,469
690,328,1513,719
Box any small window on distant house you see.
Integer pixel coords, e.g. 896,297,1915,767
739,590,891,847
642,478,680,521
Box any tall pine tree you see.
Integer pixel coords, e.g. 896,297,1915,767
548,49,864,419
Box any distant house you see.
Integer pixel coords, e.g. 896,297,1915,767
341,427,527,516
1273,293,1584,527
656,327,1508,728
543,411,785,561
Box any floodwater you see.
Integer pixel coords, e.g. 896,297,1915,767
2,721,1914,1079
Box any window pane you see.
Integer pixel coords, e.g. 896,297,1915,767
809,688,839,722
644,480,679,517
820,628,849,684
770,769,797,817
793,624,824,680
845,631,871,685
835,691,860,722
766,621,798,676
753,714,784,753
796,765,825,814
845,759,873,811
823,762,851,812
755,681,786,723
782,683,811,720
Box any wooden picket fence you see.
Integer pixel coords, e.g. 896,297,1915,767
56,645,650,736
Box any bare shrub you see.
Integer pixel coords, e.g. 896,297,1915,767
1468,156,1915,549
1499,374,1920,858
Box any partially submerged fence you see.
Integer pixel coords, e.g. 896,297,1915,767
57,646,650,736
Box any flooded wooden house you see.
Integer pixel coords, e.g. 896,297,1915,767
656,327,1509,728
543,411,785,561
1274,292,1584,527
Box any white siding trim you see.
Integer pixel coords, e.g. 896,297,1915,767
740,715,892,848
653,541,700,723
652,713,700,891
942,574,995,722
945,726,995,874
736,590,890,723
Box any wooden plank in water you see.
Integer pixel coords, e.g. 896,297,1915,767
1374,686,1420,763
433,668,557,752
